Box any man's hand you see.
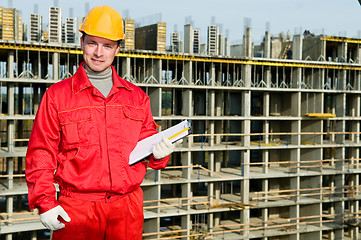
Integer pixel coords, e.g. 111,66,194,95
40,205,71,231
152,137,182,159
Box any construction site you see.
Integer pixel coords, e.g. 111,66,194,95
1,4,361,240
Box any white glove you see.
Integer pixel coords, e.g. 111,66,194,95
152,137,182,159
40,205,71,231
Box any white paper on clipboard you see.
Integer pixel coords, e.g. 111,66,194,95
129,120,191,165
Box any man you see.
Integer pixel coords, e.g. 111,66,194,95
26,5,176,240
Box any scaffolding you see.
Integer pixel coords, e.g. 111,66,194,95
1,30,361,240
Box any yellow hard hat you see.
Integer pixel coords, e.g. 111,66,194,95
79,5,124,41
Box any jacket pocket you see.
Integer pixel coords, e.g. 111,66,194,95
121,105,145,122
112,105,145,144
57,147,79,164
58,108,93,145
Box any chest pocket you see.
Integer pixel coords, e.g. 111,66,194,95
121,105,145,121
58,108,94,146
113,105,145,144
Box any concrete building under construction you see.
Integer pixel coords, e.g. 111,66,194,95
29,14,41,42
48,7,61,44
0,7,22,41
1,5,361,240
124,18,135,50
135,22,167,52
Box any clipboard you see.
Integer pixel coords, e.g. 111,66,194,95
129,120,191,165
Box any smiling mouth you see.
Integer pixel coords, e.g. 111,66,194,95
92,59,104,63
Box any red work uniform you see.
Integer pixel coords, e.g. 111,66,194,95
25,62,169,239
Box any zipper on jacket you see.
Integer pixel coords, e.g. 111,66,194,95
104,101,113,192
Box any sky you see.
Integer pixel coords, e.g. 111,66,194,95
3,0,361,45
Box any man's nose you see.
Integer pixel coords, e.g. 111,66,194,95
94,46,103,57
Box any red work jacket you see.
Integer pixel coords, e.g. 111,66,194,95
26,62,169,214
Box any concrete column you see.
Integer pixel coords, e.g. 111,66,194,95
121,57,131,81
292,68,302,89
263,93,270,118
181,151,192,240
224,37,230,56
292,92,301,117
183,60,192,85
213,150,222,227
7,51,14,79
241,89,250,237
218,34,223,56
335,94,345,144
290,177,300,238
143,185,161,239
182,151,192,180
355,96,361,145
356,69,361,91
6,156,14,191
264,31,271,58
243,27,252,58
53,52,59,80
243,65,252,88
209,90,215,117
292,35,303,88
154,59,162,83
181,214,191,240
182,89,192,116
347,176,357,239
215,152,222,177
7,50,15,155
241,152,250,237
335,174,345,239
33,51,41,79
353,174,360,239
184,24,193,55
32,84,40,113
262,149,269,174
338,69,347,90
208,181,215,233
209,90,215,147
338,41,347,62
243,91,251,118
148,88,161,117
356,44,361,64
215,92,222,144
292,35,303,60
209,62,216,86
320,38,327,61
328,176,336,240
7,84,14,153
181,152,192,239
143,218,160,239
316,68,325,89
262,179,268,232
200,44,207,55
208,153,215,234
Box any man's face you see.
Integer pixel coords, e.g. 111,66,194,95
81,34,120,72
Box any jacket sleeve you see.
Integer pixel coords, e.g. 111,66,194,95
139,95,170,170
25,91,61,214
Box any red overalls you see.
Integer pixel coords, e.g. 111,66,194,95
26,62,169,239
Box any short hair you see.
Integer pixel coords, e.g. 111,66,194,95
81,32,122,46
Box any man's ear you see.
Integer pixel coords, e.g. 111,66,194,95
116,43,121,53
80,36,84,49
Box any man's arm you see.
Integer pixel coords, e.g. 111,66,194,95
151,136,182,166
25,91,61,214
138,95,172,169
